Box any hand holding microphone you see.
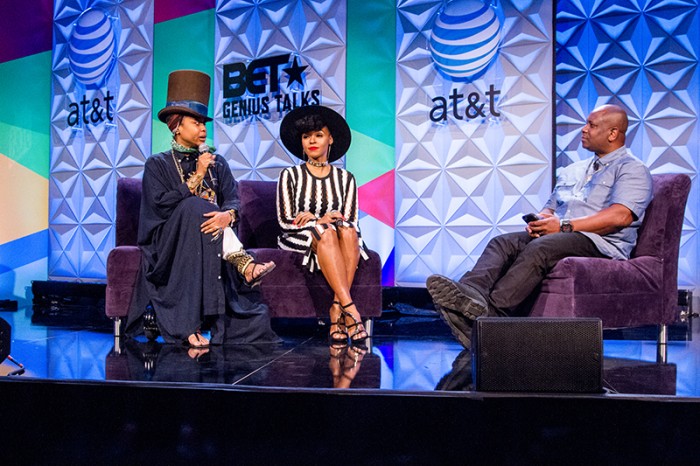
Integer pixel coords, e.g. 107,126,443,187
198,143,217,188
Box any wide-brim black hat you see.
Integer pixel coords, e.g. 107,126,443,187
157,69,212,123
279,105,351,162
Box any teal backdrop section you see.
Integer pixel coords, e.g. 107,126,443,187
347,0,396,285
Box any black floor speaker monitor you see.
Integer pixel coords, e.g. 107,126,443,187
472,317,603,393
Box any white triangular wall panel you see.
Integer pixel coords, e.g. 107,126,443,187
49,0,153,280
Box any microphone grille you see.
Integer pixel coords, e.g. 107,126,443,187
198,143,210,154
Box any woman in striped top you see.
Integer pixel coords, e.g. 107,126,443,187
277,106,370,344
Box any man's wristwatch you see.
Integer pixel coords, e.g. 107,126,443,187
560,219,573,233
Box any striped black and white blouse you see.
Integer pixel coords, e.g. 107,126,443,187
276,164,369,272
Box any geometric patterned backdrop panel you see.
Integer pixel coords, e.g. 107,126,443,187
556,0,699,290
214,0,347,182
49,0,153,281
395,0,554,286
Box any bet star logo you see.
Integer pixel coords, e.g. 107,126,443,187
284,57,307,87
223,54,309,98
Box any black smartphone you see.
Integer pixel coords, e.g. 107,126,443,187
522,213,540,223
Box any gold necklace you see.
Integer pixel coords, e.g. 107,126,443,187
306,159,328,167
171,149,186,183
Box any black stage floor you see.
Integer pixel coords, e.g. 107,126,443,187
2,297,700,464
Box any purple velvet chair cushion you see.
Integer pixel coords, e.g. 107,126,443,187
250,247,382,319
530,173,691,328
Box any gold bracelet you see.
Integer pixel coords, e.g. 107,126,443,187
228,209,236,226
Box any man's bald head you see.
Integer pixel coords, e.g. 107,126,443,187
582,104,629,156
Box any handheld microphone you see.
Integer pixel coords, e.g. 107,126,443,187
198,143,217,187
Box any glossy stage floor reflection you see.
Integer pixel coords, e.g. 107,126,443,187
2,306,700,397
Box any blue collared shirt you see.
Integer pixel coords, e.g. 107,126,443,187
543,147,653,259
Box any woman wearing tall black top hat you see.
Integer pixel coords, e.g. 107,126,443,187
277,105,370,344
125,70,278,348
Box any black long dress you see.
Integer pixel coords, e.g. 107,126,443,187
125,149,280,345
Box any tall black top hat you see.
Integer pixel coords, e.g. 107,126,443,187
279,105,351,162
157,69,212,123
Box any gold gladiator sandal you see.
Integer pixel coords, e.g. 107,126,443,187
225,251,276,287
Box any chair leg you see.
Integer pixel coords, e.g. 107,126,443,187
363,318,374,351
363,317,373,338
113,317,123,354
113,317,122,338
657,324,668,364
657,324,668,345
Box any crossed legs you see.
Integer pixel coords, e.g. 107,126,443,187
314,226,367,342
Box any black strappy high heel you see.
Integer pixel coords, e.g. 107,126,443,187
329,301,348,343
340,302,368,344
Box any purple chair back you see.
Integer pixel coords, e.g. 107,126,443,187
116,177,142,247
115,178,281,249
632,174,691,314
633,174,690,259
237,180,281,249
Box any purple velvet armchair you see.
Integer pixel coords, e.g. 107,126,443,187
529,173,691,343
105,178,382,337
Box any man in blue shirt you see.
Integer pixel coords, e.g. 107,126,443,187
426,104,653,348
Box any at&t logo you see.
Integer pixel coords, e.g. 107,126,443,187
429,0,503,81
66,8,117,127
428,0,504,123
